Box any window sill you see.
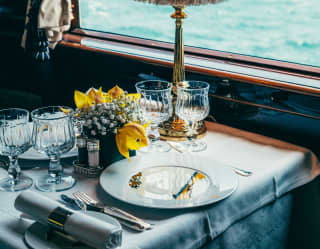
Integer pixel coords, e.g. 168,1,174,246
62,31,320,97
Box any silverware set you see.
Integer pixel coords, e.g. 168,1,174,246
61,191,153,232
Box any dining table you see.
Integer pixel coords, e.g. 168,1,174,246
0,121,319,249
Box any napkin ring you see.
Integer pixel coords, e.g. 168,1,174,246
47,207,72,231
45,207,80,244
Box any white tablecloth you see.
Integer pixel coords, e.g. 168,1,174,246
0,122,319,249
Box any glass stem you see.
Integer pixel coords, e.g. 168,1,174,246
188,121,198,146
7,155,21,185
148,123,160,145
48,154,63,183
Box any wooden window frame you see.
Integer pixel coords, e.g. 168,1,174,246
65,0,320,98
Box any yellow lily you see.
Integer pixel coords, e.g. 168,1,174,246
115,123,148,161
142,120,152,130
108,85,124,99
126,93,141,102
74,90,91,109
87,87,105,105
59,107,72,114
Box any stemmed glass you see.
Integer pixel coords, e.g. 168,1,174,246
136,80,173,152
31,106,76,192
176,81,210,152
0,108,33,191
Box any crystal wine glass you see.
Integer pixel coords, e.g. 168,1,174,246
31,106,76,192
176,81,210,152
0,108,33,191
135,80,173,152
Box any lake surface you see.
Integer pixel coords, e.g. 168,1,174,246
80,0,320,67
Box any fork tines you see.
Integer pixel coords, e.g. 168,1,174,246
73,191,98,206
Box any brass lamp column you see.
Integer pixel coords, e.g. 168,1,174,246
172,6,186,84
159,6,207,141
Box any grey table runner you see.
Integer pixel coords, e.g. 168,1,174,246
0,123,318,249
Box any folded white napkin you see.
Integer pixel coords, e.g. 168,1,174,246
15,191,122,249
22,0,73,49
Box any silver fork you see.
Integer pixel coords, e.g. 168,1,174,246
73,191,153,231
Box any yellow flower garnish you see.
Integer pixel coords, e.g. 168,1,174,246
115,123,148,161
108,85,124,99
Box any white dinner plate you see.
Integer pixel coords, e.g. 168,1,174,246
19,122,78,160
99,153,238,209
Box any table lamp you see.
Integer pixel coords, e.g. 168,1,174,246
136,0,226,141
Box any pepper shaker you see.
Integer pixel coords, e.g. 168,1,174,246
87,139,100,168
76,135,88,164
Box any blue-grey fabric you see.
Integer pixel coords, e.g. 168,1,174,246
205,194,293,249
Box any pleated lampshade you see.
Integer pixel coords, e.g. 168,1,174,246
135,0,226,6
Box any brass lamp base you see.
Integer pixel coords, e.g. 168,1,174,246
159,120,207,141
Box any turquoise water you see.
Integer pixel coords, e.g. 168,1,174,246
80,0,320,67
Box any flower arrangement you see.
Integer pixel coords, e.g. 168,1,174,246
74,85,149,161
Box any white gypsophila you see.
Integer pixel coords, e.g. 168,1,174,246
95,123,101,130
91,130,97,136
109,114,115,120
92,116,98,122
101,118,107,124
109,123,114,128
86,119,92,126
113,129,117,134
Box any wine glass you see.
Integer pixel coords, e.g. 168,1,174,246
135,80,173,152
0,108,33,191
176,81,210,152
31,106,76,192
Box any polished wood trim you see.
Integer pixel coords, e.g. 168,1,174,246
209,94,320,120
71,0,80,29
70,28,320,77
59,39,320,97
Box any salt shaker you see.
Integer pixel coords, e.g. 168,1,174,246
87,139,100,168
76,135,88,164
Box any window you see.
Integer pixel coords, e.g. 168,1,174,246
78,0,320,68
